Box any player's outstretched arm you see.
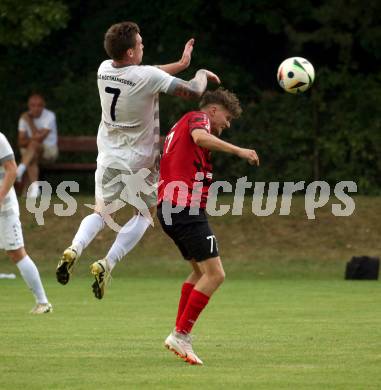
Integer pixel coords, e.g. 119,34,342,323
158,38,194,75
192,129,259,166
0,159,17,204
168,69,221,100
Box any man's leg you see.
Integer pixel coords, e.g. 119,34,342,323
165,257,225,365
56,210,105,285
27,155,40,183
25,155,41,197
101,164,159,272
17,140,42,181
176,256,225,334
106,206,155,271
175,261,202,327
8,247,52,313
71,212,105,257
90,207,154,299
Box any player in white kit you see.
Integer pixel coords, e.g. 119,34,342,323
56,21,220,299
0,132,52,313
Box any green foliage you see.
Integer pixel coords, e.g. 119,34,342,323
213,68,381,194
51,71,100,135
0,0,380,193
0,0,69,46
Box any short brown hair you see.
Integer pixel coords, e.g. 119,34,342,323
28,92,45,102
104,21,140,60
199,88,242,118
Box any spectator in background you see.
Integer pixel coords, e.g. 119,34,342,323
16,93,58,197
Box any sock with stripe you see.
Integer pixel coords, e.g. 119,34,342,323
176,289,210,334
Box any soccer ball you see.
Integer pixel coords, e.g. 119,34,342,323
277,57,315,94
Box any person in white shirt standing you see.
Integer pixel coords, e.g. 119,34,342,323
0,132,52,313
17,93,58,197
56,21,220,299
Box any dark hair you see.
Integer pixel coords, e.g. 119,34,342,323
28,92,45,102
104,21,140,60
199,88,242,118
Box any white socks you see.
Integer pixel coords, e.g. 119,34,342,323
72,213,105,257
16,256,48,304
107,214,151,271
27,182,40,198
16,163,26,182
71,212,150,271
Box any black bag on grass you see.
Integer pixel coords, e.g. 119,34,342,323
345,256,380,280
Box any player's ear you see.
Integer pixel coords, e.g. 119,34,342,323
127,48,134,58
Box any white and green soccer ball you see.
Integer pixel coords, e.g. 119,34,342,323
277,57,315,94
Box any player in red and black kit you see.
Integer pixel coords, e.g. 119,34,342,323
157,88,259,365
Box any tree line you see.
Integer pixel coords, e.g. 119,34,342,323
0,0,380,193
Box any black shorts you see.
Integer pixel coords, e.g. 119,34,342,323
157,202,219,262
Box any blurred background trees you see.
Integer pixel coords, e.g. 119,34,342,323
0,0,380,192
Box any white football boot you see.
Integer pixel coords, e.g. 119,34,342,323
165,330,203,365
30,302,53,314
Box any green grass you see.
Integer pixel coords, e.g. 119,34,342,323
1,195,380,279
1,195,381,388
1,277,381,389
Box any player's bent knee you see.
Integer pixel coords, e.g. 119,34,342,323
212,260,226,286
214,269,226,286
202,260,225,286
7,247,27,263
204,271,225,290
28,140,41,151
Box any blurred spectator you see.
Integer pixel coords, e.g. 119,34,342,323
16,93,58,197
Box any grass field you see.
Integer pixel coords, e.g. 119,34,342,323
1,195,381,389
1,277,381,389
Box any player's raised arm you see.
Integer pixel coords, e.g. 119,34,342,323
191,130,259,166
157,38,195,75
189,88,259,165
168,69,221,100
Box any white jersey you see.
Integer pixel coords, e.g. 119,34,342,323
18,108,58,147
97,60,175,170
0,133,19,215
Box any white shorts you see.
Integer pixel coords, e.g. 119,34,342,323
20,144,58,162
42,144,59,161
95,165,159,212
0,212,24,251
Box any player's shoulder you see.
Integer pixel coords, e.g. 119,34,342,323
175,111,208,125
0,132,12,151
98,59,113,72
41,108,56,122
187,111,210,122
136,65,166,77
186,111,211,133
0,131,8,143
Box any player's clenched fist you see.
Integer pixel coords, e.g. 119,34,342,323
237,148,260,166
